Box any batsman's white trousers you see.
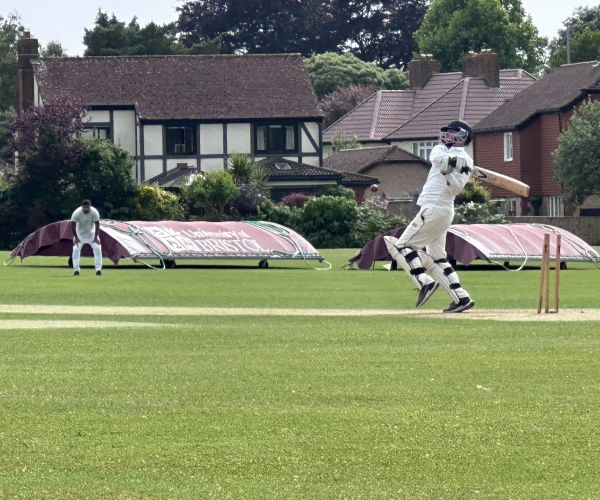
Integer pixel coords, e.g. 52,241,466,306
398,206,453,259
72,238,102,271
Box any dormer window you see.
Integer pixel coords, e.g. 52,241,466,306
82,126,111,141
256,124,297,154
166,125,196,155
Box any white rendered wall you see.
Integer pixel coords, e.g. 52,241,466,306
166,158,197,170
144,159,163,180
201,158,225,172
301,156,319,167
200,124,223,155
143,125,163,156
84,110,110,123
113,110,136,155
302,122,319,153
226,123,252,154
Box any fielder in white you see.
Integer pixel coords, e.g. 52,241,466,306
384,120,475,313
71,199,102,276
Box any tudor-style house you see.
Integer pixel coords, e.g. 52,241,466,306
473,58,600,216
17,33,323,184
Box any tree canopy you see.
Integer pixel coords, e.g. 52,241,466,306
83,10,221,56
554,99,600,206
0,13,23,111
176,0,425,68
305,52,407,99
415,0,546,73
548,6,600,68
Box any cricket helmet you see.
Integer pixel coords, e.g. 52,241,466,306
440,120,472,146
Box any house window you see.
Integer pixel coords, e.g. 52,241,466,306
82,126,111,141
166,126,196,155
548,196,561,216
256,124,297,154
504,132,513,161
412,141,435,160
498,198,518,216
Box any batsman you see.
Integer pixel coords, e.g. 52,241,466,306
385,120,475,313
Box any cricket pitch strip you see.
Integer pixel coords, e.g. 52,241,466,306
1,304,600,322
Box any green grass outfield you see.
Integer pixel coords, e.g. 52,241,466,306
1,250,600,498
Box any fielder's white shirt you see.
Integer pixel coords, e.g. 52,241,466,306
71,206,100,240
417,144,474,209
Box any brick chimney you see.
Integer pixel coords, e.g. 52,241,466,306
462,50,500,87
17,32,39,115
408,55,439,90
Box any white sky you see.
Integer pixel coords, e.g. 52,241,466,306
0,0,596,56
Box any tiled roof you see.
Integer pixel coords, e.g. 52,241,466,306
258,157,377,186
386,74,535,140
324,69,536,143
147,165,198,188
474,61,600,132
324,145,428,174
34,54,321,120
258,157,340,180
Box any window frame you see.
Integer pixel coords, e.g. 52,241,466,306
82,126,112,141
165,125,197,156
504,132,513,161
255,123,298,154
548,195,561,217
412,141,436,161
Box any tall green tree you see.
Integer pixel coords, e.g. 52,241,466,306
84,10,221,56
40,41,66,57
177,0,424,68
554,99,600,206
305,52,407,98
548,6,600,68
415,0,547,73
0,13,24,111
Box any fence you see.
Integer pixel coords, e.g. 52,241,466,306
508,216,600,245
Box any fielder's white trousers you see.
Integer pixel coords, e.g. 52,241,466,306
72,238,102,272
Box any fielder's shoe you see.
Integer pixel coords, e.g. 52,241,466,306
443,297,475,313
73,270,80,276
96,270,102,276
416,281,439,308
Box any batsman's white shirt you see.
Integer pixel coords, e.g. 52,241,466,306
417,145,473,209
71,206,100,240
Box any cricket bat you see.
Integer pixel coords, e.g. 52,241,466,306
472,166,530,197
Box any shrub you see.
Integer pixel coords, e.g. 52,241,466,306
453,201,508,224
133,184,183,220
280,192,311,208
296,195,359,248
181,170,239,218
352,202,410,246
455,178,491,205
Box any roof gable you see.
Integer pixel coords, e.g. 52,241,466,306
323,145,428,174
474,61,600,132
34,54,321,121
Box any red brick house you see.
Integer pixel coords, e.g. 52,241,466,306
473,59,600,216
323,51,536,162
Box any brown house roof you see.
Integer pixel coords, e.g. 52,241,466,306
324,69,535,143
147,165,198,188
386,74,535,140
324,145,428,174
34,54,321,121
474,61,600,132
258,157,377,186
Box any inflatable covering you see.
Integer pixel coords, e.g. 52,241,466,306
10,220,322,265
350,223,600,270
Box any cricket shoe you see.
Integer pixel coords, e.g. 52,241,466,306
443,297,475,313
73,270,80,276
96,270,102,276
416,281,439,308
